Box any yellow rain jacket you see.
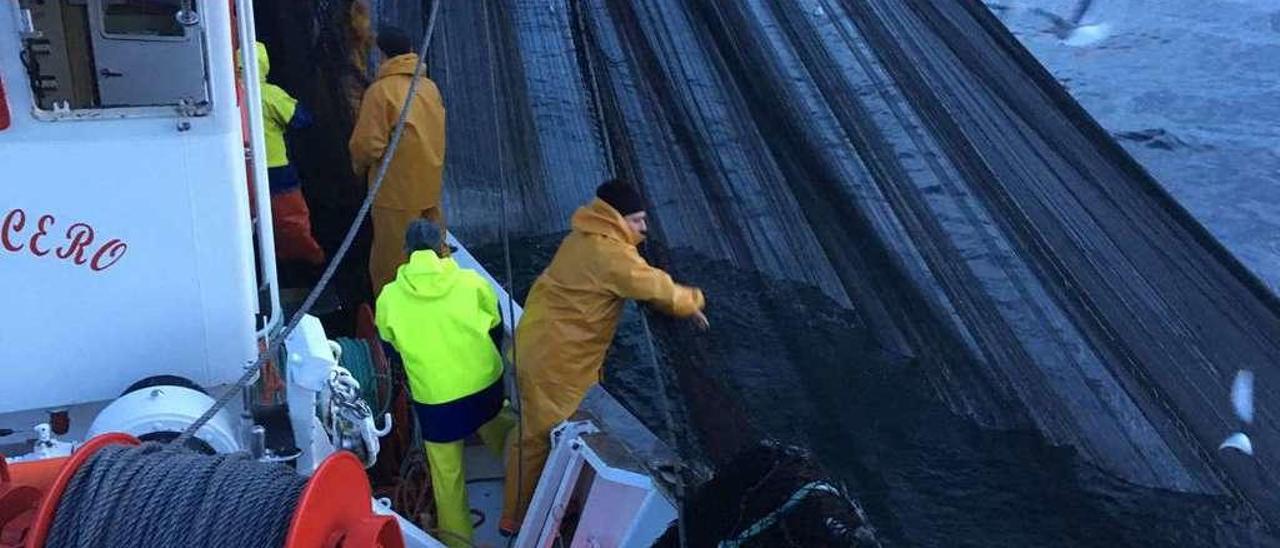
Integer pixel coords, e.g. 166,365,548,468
377,249,510,548
502,198,704,524
251,42,296,169
375,250,503,407
349,53,446,211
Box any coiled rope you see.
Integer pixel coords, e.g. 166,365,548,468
335,336,391,417
173,0,442,449
46,443,307,548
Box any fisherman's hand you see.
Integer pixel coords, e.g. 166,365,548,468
691,310,710,331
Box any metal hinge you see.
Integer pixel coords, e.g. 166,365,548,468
175,97,211,131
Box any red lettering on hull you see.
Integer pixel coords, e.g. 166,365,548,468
28,214,55,256
1,208,127,272
90,239,128,271
2,209,25,251
56,223,96,264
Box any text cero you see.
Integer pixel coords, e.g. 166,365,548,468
2,208,128,272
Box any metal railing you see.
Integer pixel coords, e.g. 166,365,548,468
233,0,282,338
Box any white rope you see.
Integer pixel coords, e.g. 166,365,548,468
718,481,843,548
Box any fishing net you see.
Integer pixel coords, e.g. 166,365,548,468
252,0,378,318
654,441,878,548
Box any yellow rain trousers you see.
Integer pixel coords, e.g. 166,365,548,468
501,198,705,529
424,414,513,548
349,53,447,295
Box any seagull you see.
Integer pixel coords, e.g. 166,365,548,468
1220,433,1254,456
1028,0,1113,46
1233,370,1255,424
984,2,1019,15
1221,370,1255,456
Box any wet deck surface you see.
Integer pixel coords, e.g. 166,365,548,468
463,443,507,548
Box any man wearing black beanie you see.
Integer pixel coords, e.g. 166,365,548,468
595,178,647,216
499,179,709,534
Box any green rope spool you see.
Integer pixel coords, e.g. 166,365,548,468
336,337,389,416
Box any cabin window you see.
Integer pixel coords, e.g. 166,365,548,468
103,0,187,38
17,0,209,115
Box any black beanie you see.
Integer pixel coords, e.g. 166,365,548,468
596,179,646,216
377,27,414,58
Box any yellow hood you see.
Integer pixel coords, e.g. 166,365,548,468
571,198,642,246
235,41,271,82
376,53,425,80
256,42,270,81
395,250,461,299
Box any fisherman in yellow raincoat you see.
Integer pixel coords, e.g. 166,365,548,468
500,179,709,534
376,220,511,547
350,26,447,296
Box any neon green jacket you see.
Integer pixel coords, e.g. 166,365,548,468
253,42,296,168
375,250,504,405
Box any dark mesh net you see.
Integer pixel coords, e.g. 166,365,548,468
655,441,878,548
252,0,377,319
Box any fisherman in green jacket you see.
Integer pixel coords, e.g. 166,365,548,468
375,220,511,547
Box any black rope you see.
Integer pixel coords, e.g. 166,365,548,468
634,305,690,548
474,3,525,543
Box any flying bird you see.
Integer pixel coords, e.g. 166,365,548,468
1028,0,1113,46
1221,370,1256,457
1233,370,1255,424
1220,432,1254,457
